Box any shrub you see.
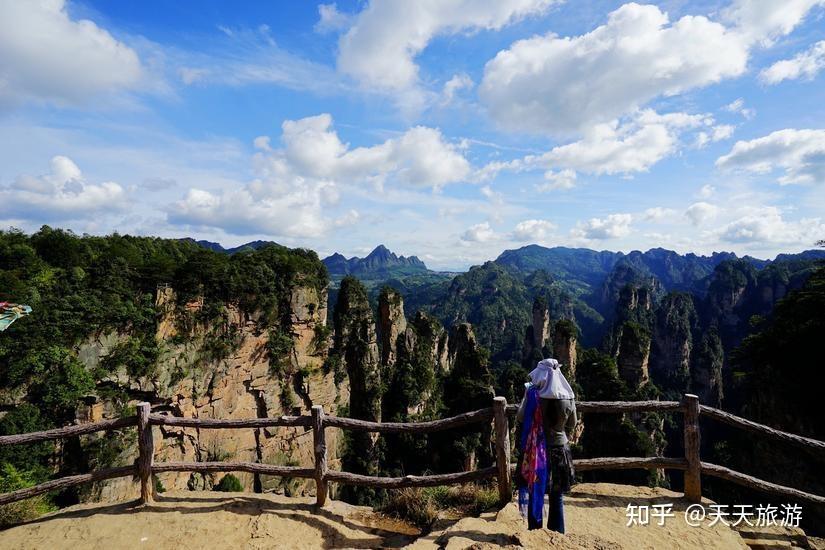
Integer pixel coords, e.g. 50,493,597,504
381,483,499,531
0,463,55,527
214,474,243,492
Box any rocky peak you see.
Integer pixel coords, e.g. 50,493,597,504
615,321,651,388
333,277,381,423
377,287,407,368
552,319,578,380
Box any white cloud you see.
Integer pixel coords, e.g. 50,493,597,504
539,110,710,175
685,201,720,225
721,0,825,47
441,73,474,105
699,184,716,198
723,98,755,119
315,3,352,34
760,40,825,84
571,213,633,240
480,1,824,135
717,206,825,245
695,124,735,148
168,113,470,237
337,0,554,93
174,26,345,94
510,219,556,241
536,169,576,191
716,129,825,185
1,156,125,220
480,4,748,135
0,0,144,109
461,221,496,242
644,207,676,221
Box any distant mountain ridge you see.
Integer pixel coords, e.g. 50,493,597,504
322,245,428,277
180,238,283,255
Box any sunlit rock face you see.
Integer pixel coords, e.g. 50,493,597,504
76,283,348,502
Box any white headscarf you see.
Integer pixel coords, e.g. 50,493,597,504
528,358,575,400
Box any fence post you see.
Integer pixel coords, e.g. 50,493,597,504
682,394,701,503
312,405,328,507
493,396,511,505
137,402,154,504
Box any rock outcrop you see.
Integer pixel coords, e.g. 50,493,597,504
649,292,696,392
552,319,578,379
76,281,347,501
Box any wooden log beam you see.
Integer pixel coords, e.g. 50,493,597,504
323,408,493,433
137,402,154,505
148,414,312,429
701,462,825,505
325,466,498,489
506,400,682,415
683,394,702,503
0,465,135,506
151,461,315,478
0,417,136,446
493,397,511,505
699,405,825,453
311,405,328,507
571,456,688,471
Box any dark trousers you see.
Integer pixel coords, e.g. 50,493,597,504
527,488,565,533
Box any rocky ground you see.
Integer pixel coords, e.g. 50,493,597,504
0,483,820,550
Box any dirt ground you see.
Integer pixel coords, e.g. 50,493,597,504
0,483,815,549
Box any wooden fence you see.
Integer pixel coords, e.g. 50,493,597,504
1,394,824,510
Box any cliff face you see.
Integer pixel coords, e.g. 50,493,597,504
649,292,696,392
75,283,347,501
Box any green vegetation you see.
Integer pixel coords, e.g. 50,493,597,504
381,484,499,531
0,226,328,513
0,463,56,528
214,474,243,492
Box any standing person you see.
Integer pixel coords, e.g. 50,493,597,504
529,358,577,533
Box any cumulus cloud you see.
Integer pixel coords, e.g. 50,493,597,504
337,0,554,103
699,184,716,198
536,169,576,191
315,3,352,34
480,4,748,135
169,113,470,237
480,2,823,135
510,219,556,241
644,207,676,221
685,201,720,225
0,0,143,109
760,40,825,84
716,129,825,185
721,0,825,47
723,98,755,119
716,206,825,245
540,110,712,175
571,213,633,240
440,73,474,105
461,221,496,243
1,156,125,220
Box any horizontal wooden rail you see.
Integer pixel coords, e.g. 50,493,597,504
148,414,312,429
152,461,315,478
505,400,682,416
0,417,136,446
325,466,498,489
0,465,135,506
699,405,825,453
700,462,825,505
323,407,493,433
573,456,688,471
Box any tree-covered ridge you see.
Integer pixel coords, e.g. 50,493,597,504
0,227,328,514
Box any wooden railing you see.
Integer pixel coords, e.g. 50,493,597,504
1,394,824,510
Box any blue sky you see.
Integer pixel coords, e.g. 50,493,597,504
1,0,824,270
